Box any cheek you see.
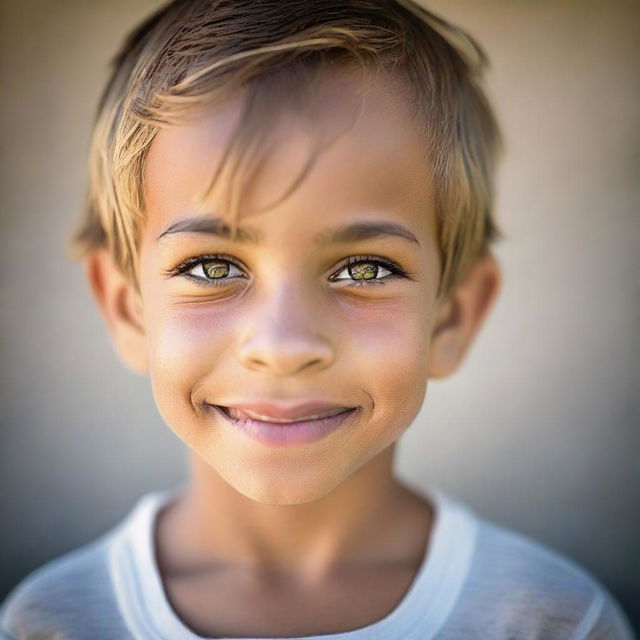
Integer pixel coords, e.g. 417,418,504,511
145,305,239,426
345,300,431,427
149,308,225,369
351,310,427,369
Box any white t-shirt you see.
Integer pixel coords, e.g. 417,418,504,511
1,484,635,639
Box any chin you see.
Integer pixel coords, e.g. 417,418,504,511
224,466,346,506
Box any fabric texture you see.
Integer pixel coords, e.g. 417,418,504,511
1,485,636,640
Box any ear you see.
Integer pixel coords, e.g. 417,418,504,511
428,252,501,379
84,249,148,375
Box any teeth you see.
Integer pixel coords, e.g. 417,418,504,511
225,407,349,423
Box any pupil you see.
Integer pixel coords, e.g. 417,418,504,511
203,261,229,279
350,263,377,280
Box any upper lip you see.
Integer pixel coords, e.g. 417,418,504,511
216,401,356,423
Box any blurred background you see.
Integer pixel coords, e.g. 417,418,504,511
1,0,638,633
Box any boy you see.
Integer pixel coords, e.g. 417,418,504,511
1,0,635,638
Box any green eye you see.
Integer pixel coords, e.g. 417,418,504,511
349,263,378,280
332,258,394,284
170,255,245,288
329,255,410,287
203,260,231,279
170,253,409,289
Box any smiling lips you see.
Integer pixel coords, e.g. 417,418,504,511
219,402,355,424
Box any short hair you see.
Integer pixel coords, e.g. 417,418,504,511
68,0,502,302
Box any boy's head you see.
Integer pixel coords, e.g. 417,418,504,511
73,0,502,504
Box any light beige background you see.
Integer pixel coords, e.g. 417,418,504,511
1,0,638,631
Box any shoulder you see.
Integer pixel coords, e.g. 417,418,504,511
472,517,599,595
456,515,635,638
0,531,127,639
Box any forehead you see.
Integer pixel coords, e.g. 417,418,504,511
142,67,436,241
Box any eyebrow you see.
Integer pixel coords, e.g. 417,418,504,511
155,215,420,246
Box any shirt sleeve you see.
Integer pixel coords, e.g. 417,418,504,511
570,591,637,640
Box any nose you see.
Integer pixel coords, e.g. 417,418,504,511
237,285,335,377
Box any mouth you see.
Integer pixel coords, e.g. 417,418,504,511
218,404,355,424
209,403,359,446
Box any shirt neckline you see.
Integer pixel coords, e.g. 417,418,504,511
109,483,477,640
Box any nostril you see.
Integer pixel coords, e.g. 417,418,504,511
238,339,335,376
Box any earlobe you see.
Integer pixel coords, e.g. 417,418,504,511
428,253,501,379
84,249,149,375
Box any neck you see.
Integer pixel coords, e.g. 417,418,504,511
157,444,431,579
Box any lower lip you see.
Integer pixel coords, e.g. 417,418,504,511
211,405,358,447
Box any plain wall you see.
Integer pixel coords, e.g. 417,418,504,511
1,0,638,631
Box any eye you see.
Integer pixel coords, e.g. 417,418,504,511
169,255,245,288
329,256,408,286
166,253,410,289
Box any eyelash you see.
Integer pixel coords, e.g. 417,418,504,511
166,254,410,289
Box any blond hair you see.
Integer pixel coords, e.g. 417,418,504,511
69,0,502,301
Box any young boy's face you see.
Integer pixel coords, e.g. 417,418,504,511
95,68,497,505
